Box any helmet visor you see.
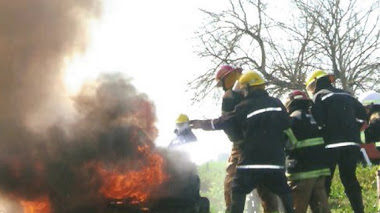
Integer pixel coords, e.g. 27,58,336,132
176,122,190,134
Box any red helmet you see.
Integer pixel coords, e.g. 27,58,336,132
215,65,242,87
285,90,310,108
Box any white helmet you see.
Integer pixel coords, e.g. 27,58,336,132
358,91,380,106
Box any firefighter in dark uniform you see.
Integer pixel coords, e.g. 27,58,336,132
191,70,294,213
215,65,245,213
215,65,278,213
305,70,367,213
359,91,380,148
284,90,331,213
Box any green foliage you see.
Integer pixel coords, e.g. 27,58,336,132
329,164,378,213
198,161,380,213
198,161,227,213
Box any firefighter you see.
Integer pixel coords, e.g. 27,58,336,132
191,70,294,213
169,114,197,147
214,65,278,213
358,91,380,148
284,90,331,213
305,70,367,213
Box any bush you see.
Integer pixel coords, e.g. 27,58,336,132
329,163,378,213
198,162,379,213
198,161,227,213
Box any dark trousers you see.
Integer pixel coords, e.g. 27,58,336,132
225,148,279,213
325,146,364,213
231,169,294,213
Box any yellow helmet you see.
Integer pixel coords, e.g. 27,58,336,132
305,70,328,88
238,70,266,88
176,114,189,124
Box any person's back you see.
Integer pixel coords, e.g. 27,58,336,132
287,109,329,178
236,89,289,167
312,87,366,146
190,71,294,213
215,65,278,213
305,70,366,213
286,91,329,179
284,90,330,213
212,72,293,213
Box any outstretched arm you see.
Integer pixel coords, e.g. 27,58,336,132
189,119,215,131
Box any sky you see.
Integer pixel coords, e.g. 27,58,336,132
63,0,233,164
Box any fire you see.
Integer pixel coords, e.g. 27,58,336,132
96,145,167,203
20,196,51,213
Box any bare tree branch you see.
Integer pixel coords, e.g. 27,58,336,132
191,0,380,101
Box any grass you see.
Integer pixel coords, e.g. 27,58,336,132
198,161,379,213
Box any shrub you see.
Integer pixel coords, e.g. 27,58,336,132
198,162,379,213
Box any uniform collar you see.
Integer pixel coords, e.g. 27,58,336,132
246,89,269,99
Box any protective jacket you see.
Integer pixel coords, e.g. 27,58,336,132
311,81,365,213
221,89,244,143
211,90,290,168
311,86,367,148
286,107,330,181
169,128,197,147
363,112,380,150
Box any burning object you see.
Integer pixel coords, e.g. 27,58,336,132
0,75,209,213
20,197,51,213
106,148,210,213
0,0,208,211
95,145,167,204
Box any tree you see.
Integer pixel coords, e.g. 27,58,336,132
294,0,380,94
191,0,380,101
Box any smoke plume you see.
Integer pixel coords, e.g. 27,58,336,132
0,1,200,212
0,0,101,212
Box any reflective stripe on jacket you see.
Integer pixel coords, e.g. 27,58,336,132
286,109,330,181
286,168,331,181
212,90,290,167
237,165,284,169
311,88,367,146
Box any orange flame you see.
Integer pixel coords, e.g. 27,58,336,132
20,196,51,213
97,145,167,203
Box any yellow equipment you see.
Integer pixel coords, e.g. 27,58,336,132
305,70,328,88
238,70,266,88
176,114,190,124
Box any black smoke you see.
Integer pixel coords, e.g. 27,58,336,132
0,1,200,212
